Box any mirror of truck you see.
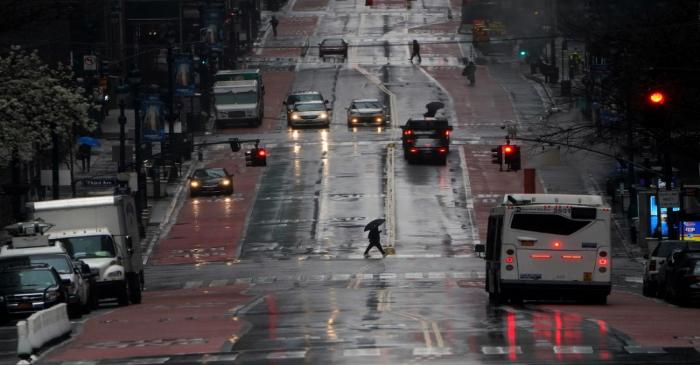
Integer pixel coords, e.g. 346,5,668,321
125,235,133,255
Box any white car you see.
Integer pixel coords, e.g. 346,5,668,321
347,98,388,127
288,101,330,128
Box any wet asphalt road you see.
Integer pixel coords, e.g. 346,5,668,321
2,1,699,365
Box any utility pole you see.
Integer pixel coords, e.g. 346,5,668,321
167,44,175,135
51,130,60,200
118,100,127,172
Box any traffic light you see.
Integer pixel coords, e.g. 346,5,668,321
246,148,267,166
647,90,666,106
504,144,521,171
491,146,502,165
518,49,528,58
229,138,241,152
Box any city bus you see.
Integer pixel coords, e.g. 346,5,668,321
474,194,612,304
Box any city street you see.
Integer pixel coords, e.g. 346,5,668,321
1,1,699,365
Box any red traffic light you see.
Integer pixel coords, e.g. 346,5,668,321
648,91,666,105
257,148,267,157
503,145,513,154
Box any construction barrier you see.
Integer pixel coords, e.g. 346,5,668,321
17,303,71,360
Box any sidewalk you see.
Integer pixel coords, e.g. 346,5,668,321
523,64,643,259
56,107,196,256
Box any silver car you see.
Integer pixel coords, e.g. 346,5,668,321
347,98,387,127
288,101,331,128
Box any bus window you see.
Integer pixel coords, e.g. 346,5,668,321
511,213,592,235
486,215,503,260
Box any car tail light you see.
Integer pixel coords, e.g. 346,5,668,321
409,147,418,154
438,147,447,153
444,130,450,137
258,148,267,157
404,130,413,136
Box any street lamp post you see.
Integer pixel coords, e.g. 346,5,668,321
127,68,147,219
118,100,127,172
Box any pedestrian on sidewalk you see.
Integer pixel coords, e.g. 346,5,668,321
410,39,421,64
77,143,92,172
462,59,476,86
364,227,386,258
270,16,279,38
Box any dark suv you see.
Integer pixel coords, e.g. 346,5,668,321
658,249,700,306
0,264,69,320
643,240,695,297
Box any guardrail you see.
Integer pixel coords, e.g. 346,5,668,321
17,303,71,363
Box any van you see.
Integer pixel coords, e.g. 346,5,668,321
213,80,264,127
26,195,143,306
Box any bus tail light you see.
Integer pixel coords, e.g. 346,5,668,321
598,258,608,266
530,254,551,260
438,147,447,154
552,241,562,249
409,147,418,154
505,257,514,264
404,130,413,136
562,255,583,260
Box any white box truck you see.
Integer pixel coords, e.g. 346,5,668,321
213,80,264,127
26,195,143,305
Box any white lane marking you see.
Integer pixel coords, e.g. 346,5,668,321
379,273,398,280
184,281,203,289
126,358,170,364
481,346,522,355
405,272,424,279
413,347,452,356
208,279,228,287
203,354,239,361
332,274,352,281
459,146,481,245
235,278,253,284
343,348,382,357
625,276,643,283
267,350,307,359
624,346,666,354
358,273,375,280
60,362,99,365
451,272,469,278
428,272,446,279
553,346,594,354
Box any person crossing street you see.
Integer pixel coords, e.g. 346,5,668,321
270,16,279,37
410,39,421,64
364,226,386,258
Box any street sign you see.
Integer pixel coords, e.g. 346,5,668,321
657,190,680,208
83,176,118,187
83,55,98,71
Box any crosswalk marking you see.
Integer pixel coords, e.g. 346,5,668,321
413,347,452,356
332,274,352,281
208,279,228,287
266,351,307,359
184,281,203,289
625,346,666,354
343,348,382,357
482,346,522,355
405,272,424,279
553,346,594,354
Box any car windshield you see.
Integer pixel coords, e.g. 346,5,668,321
193,169,226,178
352,101,383,109
215,91,257,104
0,270,56,290
288,94,322,104
0,256,71,274
295,103,325,112
323,39,344,46
51,235,117,259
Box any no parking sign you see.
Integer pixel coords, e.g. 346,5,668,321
83,55,97,71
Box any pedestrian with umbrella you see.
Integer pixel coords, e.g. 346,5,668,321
364,218,386,258
270,15,279,38
76,136,100,172
424,101,445,118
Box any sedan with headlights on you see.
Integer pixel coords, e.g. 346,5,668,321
288,101,330,128
189,167,234,197
347,98,387,127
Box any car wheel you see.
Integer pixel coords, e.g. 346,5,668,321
642,280,655,297
227,188,234,195
117,280,130,306
190,191,198,198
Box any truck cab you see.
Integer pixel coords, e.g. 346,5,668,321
213,80,264,128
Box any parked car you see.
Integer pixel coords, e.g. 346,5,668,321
642,240,694,297
0,264,70,321
347,99,388,127
284,91,328,124
0,248,95,317
287,101,331,128
319,38,348,58
657,249,700,306
189,167,234,197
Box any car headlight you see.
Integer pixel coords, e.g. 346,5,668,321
319,112,328,119
45,290,59,301
221,179,231,186
190,180,200,188
291,113,300,120
351,118,358,123
107,270,124,279
375,117,383,122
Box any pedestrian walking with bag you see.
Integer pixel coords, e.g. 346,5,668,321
462,60,476,86
410,40,421,64
270,16,279,37
77,143,92,172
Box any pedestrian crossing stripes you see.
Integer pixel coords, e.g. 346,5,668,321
57,346,700,365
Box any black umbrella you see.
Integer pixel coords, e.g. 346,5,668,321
364,218,386,231
424,101,445,117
